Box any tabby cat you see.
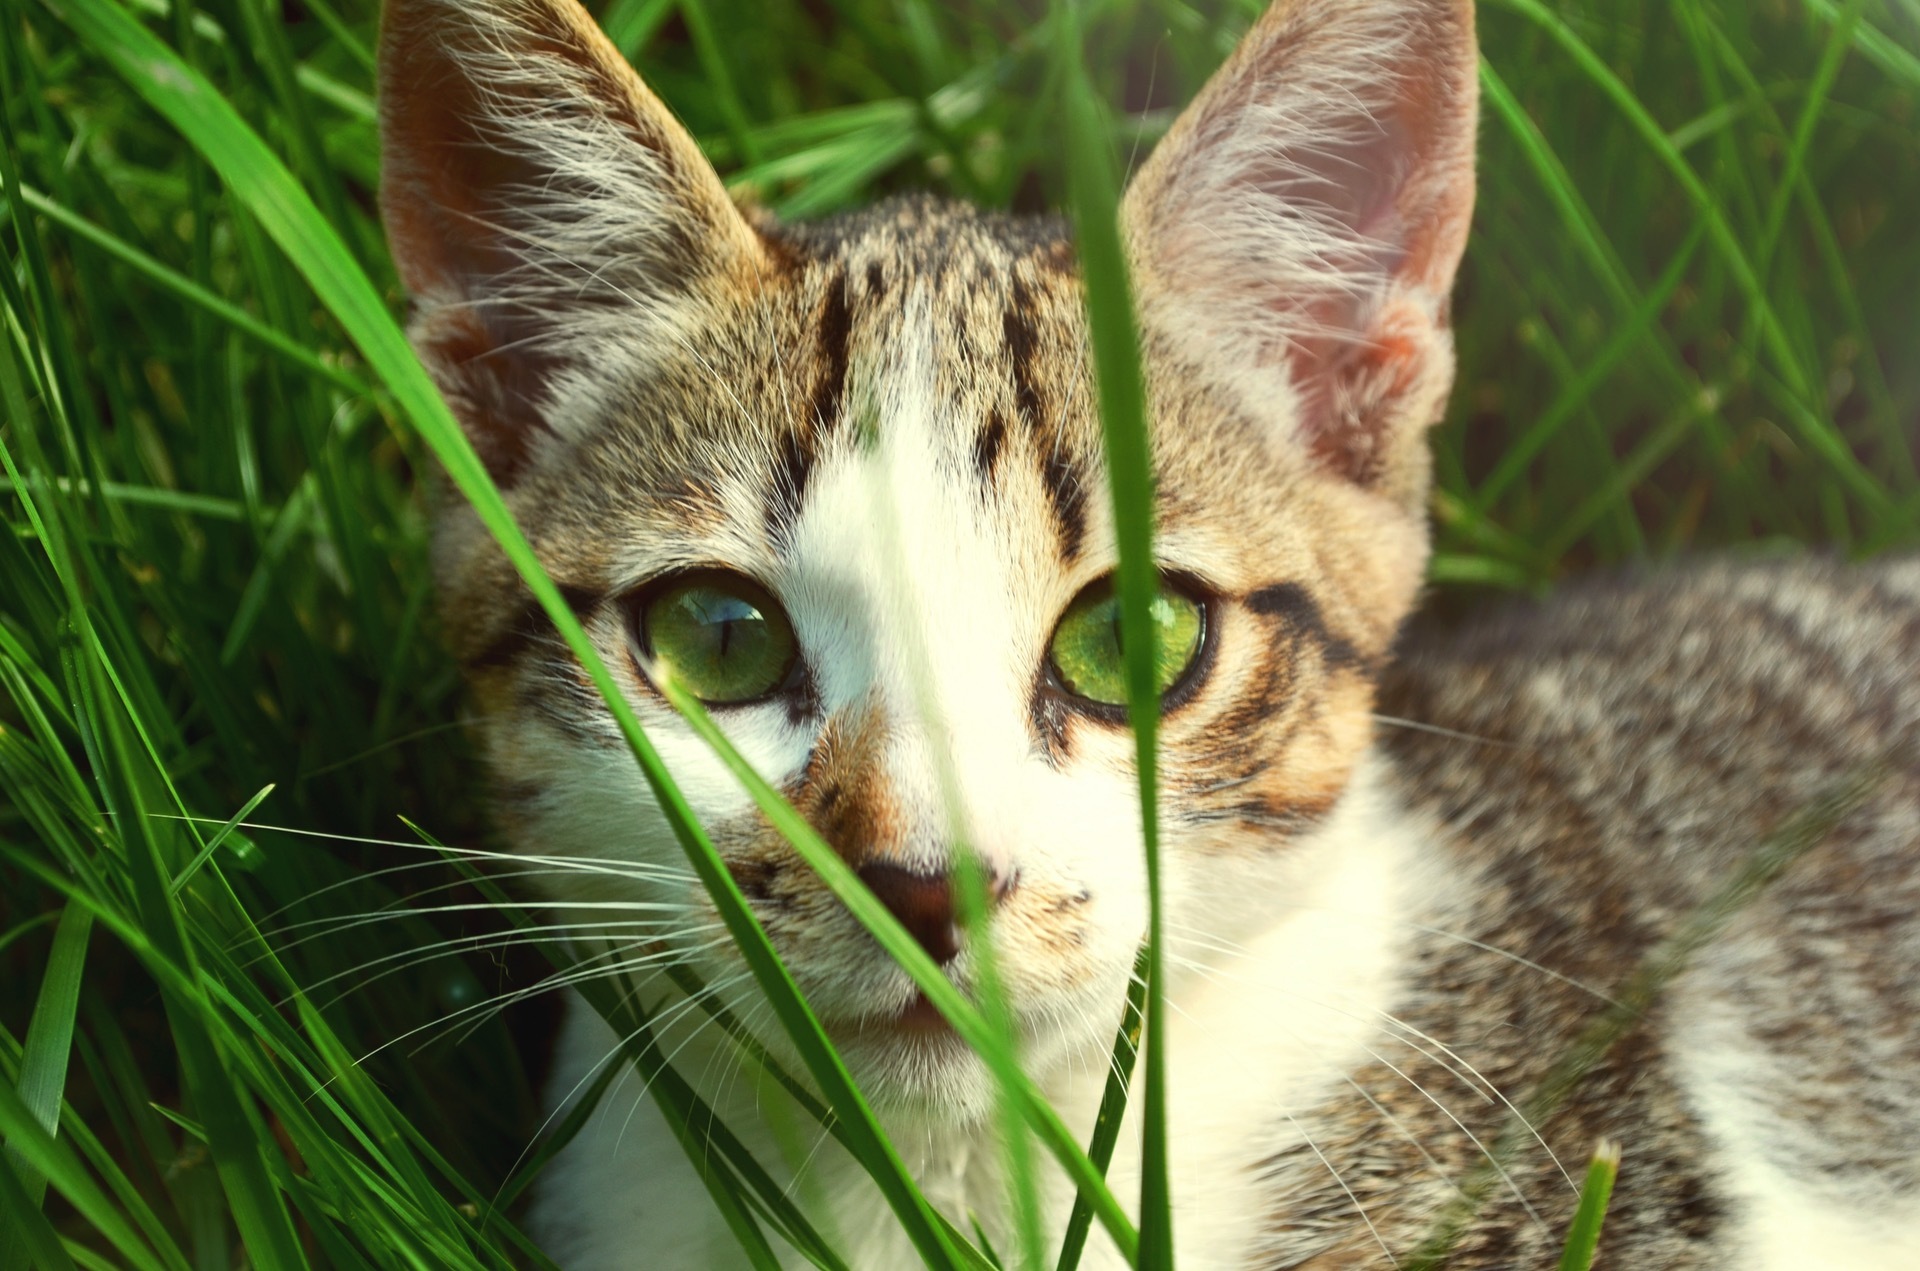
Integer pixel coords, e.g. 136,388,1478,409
376,0,1920,1265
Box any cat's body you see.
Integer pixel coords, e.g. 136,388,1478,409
375,0,1920,1265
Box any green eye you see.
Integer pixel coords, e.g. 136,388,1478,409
637,573,797,704
1048,579,1205,708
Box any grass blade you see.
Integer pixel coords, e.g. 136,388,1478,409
1053,944,1147,1271
0,901,91,1271
1557,1141,1621,1271
1058,10,1172,1265
33,2,962,1261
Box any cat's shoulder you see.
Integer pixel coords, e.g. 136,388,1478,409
1362,555,1920,1267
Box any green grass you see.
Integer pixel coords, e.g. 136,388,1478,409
2,0,1917,1268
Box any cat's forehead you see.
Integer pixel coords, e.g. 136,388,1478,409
774,193,1078,292
547,196,1105,561
760,195,1092,428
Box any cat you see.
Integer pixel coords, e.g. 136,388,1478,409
376,0,1920,1266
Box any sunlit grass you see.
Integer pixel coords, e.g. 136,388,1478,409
3,0,1917,1268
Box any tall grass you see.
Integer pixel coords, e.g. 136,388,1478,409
2,0,1916,1268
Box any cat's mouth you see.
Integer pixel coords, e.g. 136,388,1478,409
833,987,966,1044
890,990,951,1034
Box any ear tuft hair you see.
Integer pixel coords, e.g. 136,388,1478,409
1124,0,1478,504
379,0,762,482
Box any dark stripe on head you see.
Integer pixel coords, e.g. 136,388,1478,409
465,582,605,671
765,426,812,545
1003,280,1043,431
812,268,853,431
1037,447,1088,561
1246,583,1367,674
974,409,1009,487
767,269,855,545
1004,277,1087,560
1224,794,1336,837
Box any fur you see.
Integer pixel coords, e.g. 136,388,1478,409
377,0,1920,1265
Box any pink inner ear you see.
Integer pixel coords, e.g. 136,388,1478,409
413,302,563,484
379,0,756,483
383,46,567,482
381,26,556,305
1155,8,1476,486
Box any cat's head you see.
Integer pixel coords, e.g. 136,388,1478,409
380,0,1477,1117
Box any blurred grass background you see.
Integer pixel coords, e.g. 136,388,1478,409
1,0,1916,1265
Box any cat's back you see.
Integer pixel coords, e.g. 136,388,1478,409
1383,554,1920,900
1357,557,1920,1267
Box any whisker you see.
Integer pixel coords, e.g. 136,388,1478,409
263,892,697,958
1156,950,1564,1218
1283,1111,1400,1268
299,920,710,1015
159,815,697,889
1369,713,1521,749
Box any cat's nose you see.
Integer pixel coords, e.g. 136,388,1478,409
855,860,1012,966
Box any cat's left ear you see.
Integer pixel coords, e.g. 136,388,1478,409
379,0,764,483
1123,0,1477,505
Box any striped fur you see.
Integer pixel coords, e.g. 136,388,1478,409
378,0,1920,1266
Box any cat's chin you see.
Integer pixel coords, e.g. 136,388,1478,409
820,997,1100,1127
832,1028,998,1123
817,1001,1025,1124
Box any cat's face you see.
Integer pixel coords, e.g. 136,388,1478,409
380,0,1476,1117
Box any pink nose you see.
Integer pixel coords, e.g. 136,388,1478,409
855,861,1013,965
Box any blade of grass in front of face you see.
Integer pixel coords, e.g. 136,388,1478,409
842,406,1046,1270
1556,1142,1621,1271
1053,944,1147,1271
568,981,786,1271
427,839,1000,1271
34,3,964,1264
954,802,1045,1271
1059,8,1172,1265
403,829,851,1271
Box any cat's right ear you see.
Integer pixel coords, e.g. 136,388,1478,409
1123,0,1477,507
379,0,762,482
